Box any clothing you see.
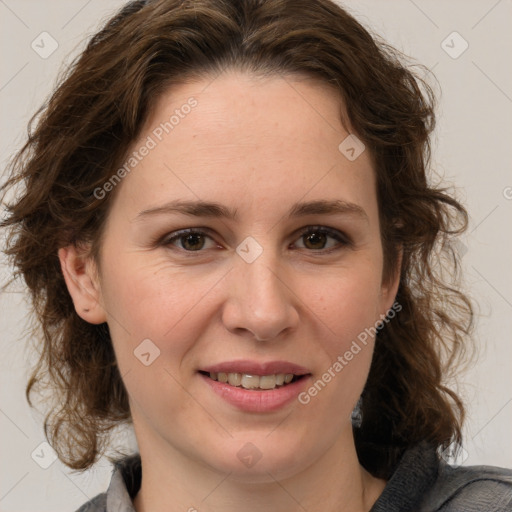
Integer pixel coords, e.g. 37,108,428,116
75,442,512,511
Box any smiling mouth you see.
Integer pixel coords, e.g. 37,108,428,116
199,371,307,391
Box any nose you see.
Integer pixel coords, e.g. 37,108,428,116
221,251,300,342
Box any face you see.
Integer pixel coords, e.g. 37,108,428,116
63,70,399,481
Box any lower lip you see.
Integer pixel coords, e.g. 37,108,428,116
200,373,310,413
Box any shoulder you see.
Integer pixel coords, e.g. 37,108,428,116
74,492,107,512
421,462,512,511
73,453,141,512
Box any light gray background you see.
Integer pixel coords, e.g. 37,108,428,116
1,1,511,510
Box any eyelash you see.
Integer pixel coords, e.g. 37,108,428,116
159,226,351,255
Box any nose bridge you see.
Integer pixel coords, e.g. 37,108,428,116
242,251,284,303
222,243,299,340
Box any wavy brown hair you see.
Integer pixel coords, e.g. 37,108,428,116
1,0,473,476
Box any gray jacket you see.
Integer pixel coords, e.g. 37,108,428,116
75,442,512,511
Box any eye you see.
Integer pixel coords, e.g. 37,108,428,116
159,226,350,254
162,229,218,252
292,226,350,252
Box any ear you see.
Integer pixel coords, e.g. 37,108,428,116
58,245,107,324
378,245,403,314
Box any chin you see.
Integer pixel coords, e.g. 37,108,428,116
199,435,315,483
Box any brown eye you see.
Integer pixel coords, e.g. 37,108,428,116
162,229,217,252
293,227,350,252
303,231,328,250
180,233,206,251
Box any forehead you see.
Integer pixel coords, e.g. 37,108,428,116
111,70,376,219
146,71,350,159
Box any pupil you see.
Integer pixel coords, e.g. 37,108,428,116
305,232,326,249
183,233,204,250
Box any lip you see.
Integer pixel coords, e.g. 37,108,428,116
199,360,312,413
200,372,311,413
200,360,311,376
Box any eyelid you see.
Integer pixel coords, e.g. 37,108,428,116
292,225,352,250
159,227,218,248
294,225,351,243
158,225,351,254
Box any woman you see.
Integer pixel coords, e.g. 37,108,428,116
1,0,511,510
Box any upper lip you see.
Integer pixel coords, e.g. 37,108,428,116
200,360,311,376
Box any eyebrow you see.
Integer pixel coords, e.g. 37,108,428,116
134,199,368,222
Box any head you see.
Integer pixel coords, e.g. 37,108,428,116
1,0,472,478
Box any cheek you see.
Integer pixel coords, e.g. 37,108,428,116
98,257,208,421
300,262,384,358
98,253,224,369
101,249,182,318
292,272,381,433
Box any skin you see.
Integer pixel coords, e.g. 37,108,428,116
59,70,400,512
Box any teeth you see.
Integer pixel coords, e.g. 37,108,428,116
259,375,277,389
207,372,297,390
228,372,242,386
241,374,260,389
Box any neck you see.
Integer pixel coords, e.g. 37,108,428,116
132,428,386,512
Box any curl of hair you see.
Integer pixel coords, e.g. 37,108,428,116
1,0,473,474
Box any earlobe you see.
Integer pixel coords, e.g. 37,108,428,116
58,245,107,325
